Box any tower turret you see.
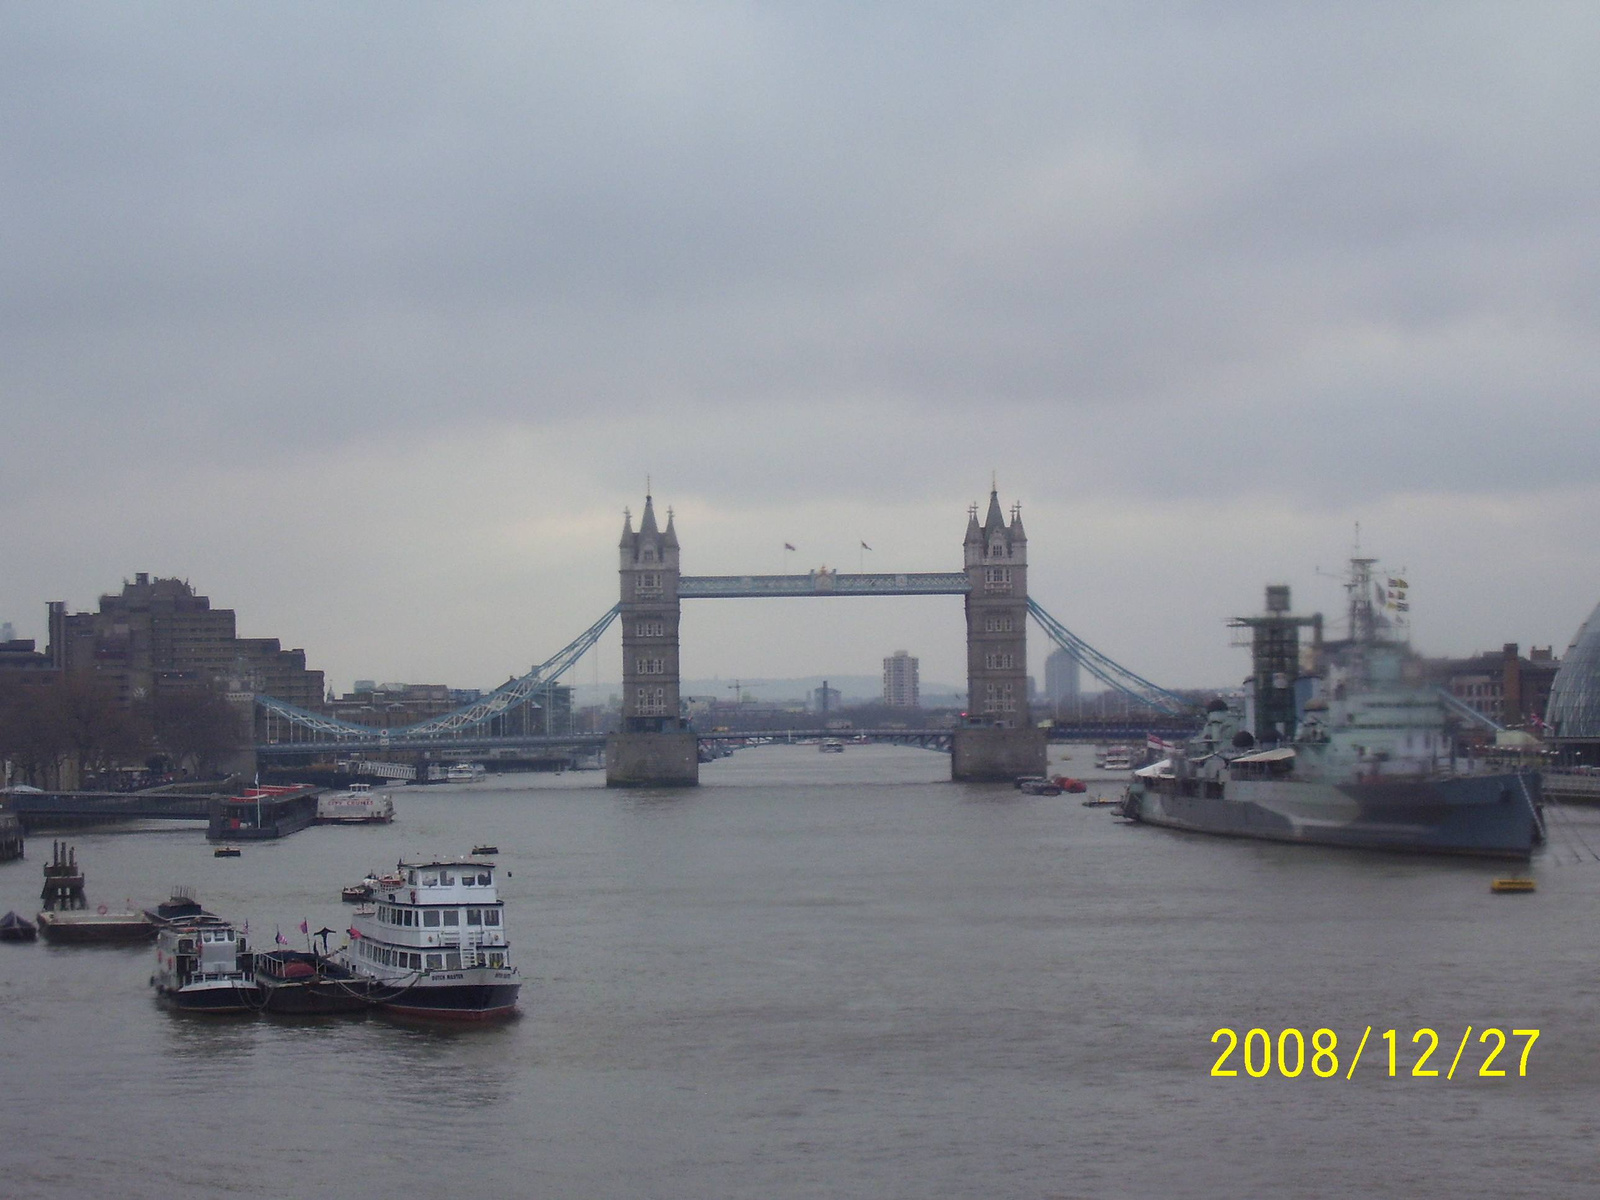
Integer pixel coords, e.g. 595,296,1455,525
618,508,635,564
963,485,1029,728
619,492,683,733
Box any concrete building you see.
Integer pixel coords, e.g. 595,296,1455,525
1043,649,1080,711
811,683,843,714
0,635,57,693
44,574,324,710
326,680,569,735
882,650,919,708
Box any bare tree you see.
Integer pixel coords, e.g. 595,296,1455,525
55,675,149,787
0,682,68,787
150,687,244,778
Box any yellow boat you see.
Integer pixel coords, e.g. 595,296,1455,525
1490,877,1536,893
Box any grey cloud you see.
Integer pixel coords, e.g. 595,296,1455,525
3,3,1598,562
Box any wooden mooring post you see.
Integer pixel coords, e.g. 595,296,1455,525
40,841,86,910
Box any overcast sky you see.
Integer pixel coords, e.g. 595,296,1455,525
3,2,1597,697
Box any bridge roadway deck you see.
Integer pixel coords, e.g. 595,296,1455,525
678,572,970,598
5,791,216,825
257,733,610,756
254,729,960,756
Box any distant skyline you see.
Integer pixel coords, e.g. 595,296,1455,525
4,4,1597,694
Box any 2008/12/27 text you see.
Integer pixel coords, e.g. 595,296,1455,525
1209,1027,1539,1079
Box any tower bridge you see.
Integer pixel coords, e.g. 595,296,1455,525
608,488,1041,784
252,486,1194,783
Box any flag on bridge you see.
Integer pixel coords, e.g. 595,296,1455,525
299,919,309,935
275,928,287,946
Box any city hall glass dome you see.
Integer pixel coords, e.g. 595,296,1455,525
1547,599,1600,740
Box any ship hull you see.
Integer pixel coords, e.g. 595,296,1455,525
156,983,261,1013
1124,771,1541,859
375,974,521,1021
254,951,377,1015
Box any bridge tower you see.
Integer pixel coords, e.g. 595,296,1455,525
952,488,1047,780
606,493,698,786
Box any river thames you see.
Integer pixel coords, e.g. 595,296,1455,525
2,743,1596,1199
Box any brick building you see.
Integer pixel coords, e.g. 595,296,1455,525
1429,643,1561,730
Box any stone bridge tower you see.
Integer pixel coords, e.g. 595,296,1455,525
952,487,1047,780
607,493,698,786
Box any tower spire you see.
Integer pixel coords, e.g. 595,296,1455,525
983,485,1006,535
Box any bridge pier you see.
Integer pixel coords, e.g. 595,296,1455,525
605,731,700,787
951,726,1048,782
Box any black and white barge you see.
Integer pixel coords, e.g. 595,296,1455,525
151,917,259,1013
336,857,520,1021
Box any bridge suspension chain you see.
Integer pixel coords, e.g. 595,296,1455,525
1026,598,1194,717
255,605,621,741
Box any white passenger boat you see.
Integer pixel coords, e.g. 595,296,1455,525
335,858,520,1021
316,782,395,824
444,763,488,783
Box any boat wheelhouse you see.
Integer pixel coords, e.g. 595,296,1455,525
336,857,519,1020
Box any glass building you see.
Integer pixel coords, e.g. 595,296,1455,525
1547,599,1600,745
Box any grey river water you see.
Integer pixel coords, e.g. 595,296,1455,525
2,743,1597,1199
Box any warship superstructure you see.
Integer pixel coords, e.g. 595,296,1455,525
1121,561,1543,858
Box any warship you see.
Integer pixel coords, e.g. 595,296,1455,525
1121,560,1543,859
